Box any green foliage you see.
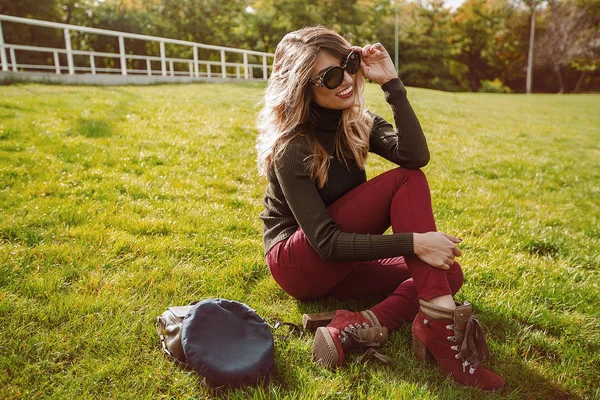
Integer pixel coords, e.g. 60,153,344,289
1,82,599,399
0,0,599,92
450,0,516,91
479,78,512,92
577,0,600,16
396,1,468,92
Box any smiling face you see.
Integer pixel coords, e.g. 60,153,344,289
310,51,356,110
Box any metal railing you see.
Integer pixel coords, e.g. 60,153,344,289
0,14,274,80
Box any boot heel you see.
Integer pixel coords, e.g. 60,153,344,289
412,333,434,362
302,311,336,330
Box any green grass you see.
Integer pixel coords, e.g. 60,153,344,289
0,81,599,399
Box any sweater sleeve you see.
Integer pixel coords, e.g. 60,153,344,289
273,139,414,262
369,78,430,168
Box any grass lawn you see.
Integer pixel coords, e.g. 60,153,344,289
0,81,599,399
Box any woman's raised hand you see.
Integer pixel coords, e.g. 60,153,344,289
351,43,398,86
413,232,463,270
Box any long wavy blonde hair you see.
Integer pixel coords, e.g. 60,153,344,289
256,26,373,188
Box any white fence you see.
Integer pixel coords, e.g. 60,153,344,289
0,14,274,82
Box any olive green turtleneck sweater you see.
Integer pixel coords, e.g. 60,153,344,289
260,78,430,262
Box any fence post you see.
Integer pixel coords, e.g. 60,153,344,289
90,54,96,75
64,28,74,75
0,20,8,72
220,49,226,79
146,58,151,76
263,55,267,80
207,63,211,78
9,47,16,71
160,41,166,76
169,60,174,77
193,46,199,77
54,51,61,74
189,63,193,77
243,52,248,79
118,35,127,75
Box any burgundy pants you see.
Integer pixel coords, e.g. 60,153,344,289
266,168,464,330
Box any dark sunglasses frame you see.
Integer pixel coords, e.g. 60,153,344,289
309,50,362,90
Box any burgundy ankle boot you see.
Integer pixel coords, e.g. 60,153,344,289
412,299,505,391
312,310,390,368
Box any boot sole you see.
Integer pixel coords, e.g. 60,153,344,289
302,311,336,330
312,327,340,368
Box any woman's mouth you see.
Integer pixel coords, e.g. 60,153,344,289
336,85,354,98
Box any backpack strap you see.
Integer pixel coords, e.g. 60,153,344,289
270,320,304,339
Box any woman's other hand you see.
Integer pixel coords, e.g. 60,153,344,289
413,232,462,270
352,43,398,86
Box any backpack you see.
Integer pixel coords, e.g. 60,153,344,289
156,298,274,388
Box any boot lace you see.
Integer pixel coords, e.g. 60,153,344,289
340,325,392,365
447,316,490,374
339,322,370,344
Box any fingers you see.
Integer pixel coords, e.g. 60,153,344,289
433,261,450,271
427,255,453,270
442,233,462,257
357,57,370,77
363,65,370,80
415,231,464,270
442,233,462,243
371,43,388,53
356,43,388,57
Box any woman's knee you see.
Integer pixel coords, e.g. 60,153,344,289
388,166,423,177
386,167,428,190
403,167,428,183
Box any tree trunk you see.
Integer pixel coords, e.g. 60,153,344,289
468,54,481,92
469,70,479,92
574,71,586,93
65,7,72,25
554,65,564,94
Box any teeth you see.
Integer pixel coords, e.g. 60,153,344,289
337,86,352,96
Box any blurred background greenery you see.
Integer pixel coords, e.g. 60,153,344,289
1,0,598,93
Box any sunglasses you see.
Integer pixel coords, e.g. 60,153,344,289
309,50,361,90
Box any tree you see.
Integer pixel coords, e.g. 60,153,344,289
489,3,530,91
450,0,510,91
534,0,600,92
395,0,465,91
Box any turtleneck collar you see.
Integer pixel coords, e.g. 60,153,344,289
309,102,343,131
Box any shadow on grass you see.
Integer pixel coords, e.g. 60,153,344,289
0,103,30,121
77,118,113,138
481,308,583,399
289,297,583,399
70,86,140,138
0,103,29,111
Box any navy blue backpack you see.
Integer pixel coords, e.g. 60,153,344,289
156,299,275,388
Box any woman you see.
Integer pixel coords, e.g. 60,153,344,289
256,26,504,391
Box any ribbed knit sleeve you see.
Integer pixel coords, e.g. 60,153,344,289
272,139,414,262
369,78,430,168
